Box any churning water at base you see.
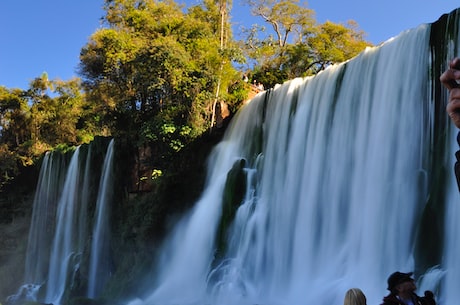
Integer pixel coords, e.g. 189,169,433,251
131,14,460,305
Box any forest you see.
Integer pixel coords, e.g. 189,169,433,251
0,0,371,191
0,0,372,302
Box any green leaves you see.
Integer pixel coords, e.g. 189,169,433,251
241,0,372,86
306,21,370,72
0,0,374,192
80,0,244,147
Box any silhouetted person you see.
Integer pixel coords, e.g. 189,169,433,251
380,271,436,305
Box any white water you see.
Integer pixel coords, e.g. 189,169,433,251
25,152,67,285
88,139,115,298
45,147,84,304
132,23,459,305
17,140,116,305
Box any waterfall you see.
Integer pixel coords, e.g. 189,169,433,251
25,151,68,285
87,139,115,298
39,141,116,304
13,8,460,305
132,11,460,305
45,147,84,304
11,139,115,305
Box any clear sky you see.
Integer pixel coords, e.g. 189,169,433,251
1,0,459,90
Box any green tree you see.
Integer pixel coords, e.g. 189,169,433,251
304,20,370,73
0,86,31,188
26,74,91,155
79,0,244,150
247,0,314,48
0,86,31,149
240,0,313,79
241,0,372,88
0,76,98,191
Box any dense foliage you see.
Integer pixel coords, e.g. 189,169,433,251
239,0,371,88
0,0,371,192
0,74,99,190
79,0,244,142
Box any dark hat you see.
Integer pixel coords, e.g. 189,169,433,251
387,271,414,290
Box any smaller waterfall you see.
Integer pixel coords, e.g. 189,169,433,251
24,151,68,285
10,139,116,305
45,147,84,304
87,139,115,298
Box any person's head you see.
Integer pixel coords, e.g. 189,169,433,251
387,271,416,297
343,288,367,305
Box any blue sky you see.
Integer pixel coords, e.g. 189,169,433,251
0,0,459,90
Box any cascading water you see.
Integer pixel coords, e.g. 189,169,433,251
45,147,84,304
43,141,116,304
6,152,71,305
9,139,116,305
88,139,115,298
10,8,460,305
130,11,460,305
24,151,68,286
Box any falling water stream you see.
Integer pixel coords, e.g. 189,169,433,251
10,140,115,305
45,147,85,304
88,139,115,298
24,151,68,286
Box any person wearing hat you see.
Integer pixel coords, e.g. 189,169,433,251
380,271,436,305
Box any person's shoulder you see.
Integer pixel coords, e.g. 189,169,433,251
381,294,400,305
419,290,436,305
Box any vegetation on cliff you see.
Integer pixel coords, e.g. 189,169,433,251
0,0,371,193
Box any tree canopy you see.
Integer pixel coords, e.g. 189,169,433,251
239,0,371,87
0,0,372,191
